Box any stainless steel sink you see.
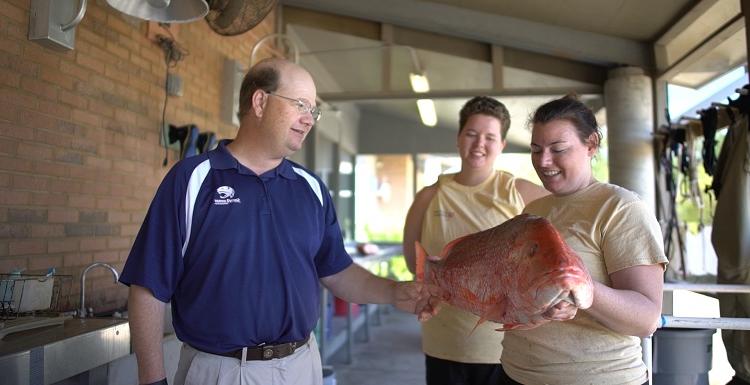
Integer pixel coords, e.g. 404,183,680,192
0,317,130,385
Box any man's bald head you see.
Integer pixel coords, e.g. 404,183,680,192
237,59,309,121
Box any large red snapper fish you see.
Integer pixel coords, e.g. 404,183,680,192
416,214,594,331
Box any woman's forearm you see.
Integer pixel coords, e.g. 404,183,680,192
584,266,664,337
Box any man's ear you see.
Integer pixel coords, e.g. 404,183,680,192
251,90,267,118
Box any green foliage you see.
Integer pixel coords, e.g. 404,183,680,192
674,166,715,233
672,132,725,234
592,136,610,182
363,224,403,243
389,255,414,281
360,254,414,281
592,154,609,182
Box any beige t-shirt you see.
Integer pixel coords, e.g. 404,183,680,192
420,171,525,363
501,181,668,385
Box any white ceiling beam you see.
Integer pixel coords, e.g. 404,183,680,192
280,0,651,68
381,23,394,92
319,87,602,102
492,45,504,90
658,15,744,81
284,6,607,85
654,0,740,71
655,0,722,44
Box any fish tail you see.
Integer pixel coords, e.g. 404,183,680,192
415,240,427,282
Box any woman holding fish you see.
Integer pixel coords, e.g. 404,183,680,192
403,96,548,385
498,95,668,385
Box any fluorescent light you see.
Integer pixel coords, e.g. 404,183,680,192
410,73,430,93
411,73,436,126
417,99,437,127
339,161,353,175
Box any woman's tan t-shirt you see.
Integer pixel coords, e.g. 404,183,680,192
420,171,525,363
502,182,668,385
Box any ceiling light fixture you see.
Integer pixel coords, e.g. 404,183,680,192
410,73,437,127
416,99,437,127
409,73,430,93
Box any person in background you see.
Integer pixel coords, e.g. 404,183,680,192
120,58,443,385
403,96,548,385
499,95,668,385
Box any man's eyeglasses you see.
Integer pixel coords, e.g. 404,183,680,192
267,92,321,121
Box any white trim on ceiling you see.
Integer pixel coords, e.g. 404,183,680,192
280,0,651,67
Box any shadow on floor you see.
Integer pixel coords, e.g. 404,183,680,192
329,307,425,385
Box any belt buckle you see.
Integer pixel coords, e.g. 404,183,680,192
262,346,274,360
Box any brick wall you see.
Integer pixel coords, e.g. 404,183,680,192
0,0,276,313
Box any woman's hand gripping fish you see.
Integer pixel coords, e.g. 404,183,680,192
416,214,594,331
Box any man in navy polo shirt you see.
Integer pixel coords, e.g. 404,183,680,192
120,58,443,385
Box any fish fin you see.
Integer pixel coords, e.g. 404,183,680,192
469,316,488,337
498,324,519,331
440,234,468,257
415,240,426,282
469,300,508,336
418,234,465,277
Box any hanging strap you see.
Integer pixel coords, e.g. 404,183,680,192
700,107,718,176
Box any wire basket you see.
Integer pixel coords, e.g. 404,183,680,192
0,273,73,320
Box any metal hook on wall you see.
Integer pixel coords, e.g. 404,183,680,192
61,0,87,31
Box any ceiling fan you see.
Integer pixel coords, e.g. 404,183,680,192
106,0,276,35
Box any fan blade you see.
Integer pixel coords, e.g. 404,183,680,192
206,0,276,36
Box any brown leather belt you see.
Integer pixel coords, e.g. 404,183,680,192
211,335,310,361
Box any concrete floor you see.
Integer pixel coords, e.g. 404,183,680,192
325,304,736,385
329,307,426,385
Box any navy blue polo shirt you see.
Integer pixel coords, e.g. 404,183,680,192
120,140,352,354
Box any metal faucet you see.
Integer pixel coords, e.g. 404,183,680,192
79,262,119,318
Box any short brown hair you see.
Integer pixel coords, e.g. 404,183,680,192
237,59,281,121
458,96,511,139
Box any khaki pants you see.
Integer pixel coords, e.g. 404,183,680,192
173,334,323,385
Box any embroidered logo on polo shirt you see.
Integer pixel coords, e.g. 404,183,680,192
433,209,454,218
217,186,235,198
214,186,241,205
